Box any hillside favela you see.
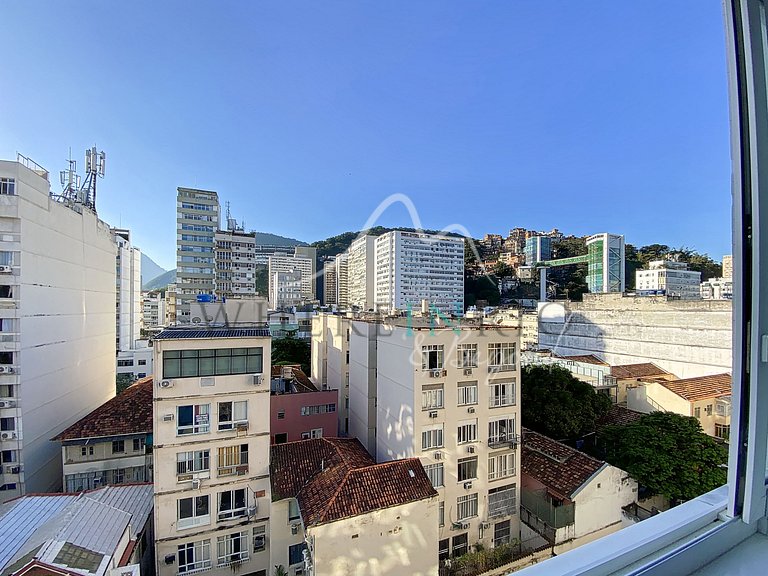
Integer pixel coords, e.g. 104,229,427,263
1,2,766,576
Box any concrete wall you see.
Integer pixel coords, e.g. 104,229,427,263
0,160,116,500
308,497,439,576
348,320,378,456
571,466,637,543
270,389,340,443
311,314,350,435
539,294,732,378
269,498,306,572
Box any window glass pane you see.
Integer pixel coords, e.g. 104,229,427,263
215,355,231,375
181,358,198,377
199,356,215,376
164,358,181,378
231,355,247,374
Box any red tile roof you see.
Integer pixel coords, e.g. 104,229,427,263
271,365,318,393
611,363,672,379
597,405,645,428
521,428,606,500
556,354,607,366
659,373,732,402
270,438,436,526
53,377,153,441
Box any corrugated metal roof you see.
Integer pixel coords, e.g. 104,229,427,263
49,497,131,555
153,327,270,339
0,495,78,570
87,484,153,536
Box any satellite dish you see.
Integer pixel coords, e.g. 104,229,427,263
191,316,202,324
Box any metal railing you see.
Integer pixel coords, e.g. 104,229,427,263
521,488,575,530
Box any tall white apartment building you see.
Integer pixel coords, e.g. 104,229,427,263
336,253,349,308
314,314,521,556
311,313,351,435
636,260,702,299
374,231,464,315
270,270,303,309
215,230,257,298
267,254,314,305
176,188,220,323
152,326,272,576
143,291,167,328
322,258,337,305
0,156,116,501
113,228,142,353
346,235,376,310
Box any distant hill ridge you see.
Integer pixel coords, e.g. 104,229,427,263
310,226,465,259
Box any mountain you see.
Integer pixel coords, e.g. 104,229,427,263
253,232,307,247
144,269,176,291
141,253,167,287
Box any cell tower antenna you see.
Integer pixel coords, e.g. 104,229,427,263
59,148,80,204
54,146,106,213
225,201,238,232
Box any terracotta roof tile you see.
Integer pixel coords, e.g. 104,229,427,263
271,365,318,393
53,377,153,441
659,373,732,402
521,428,605,499
270,438,436,526
555,354,608,366
611,363,671,379
596,405,645,429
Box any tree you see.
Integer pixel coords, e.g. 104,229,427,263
116,373,136,395
521,365,612,440
598,412,728,502
271,334,311,375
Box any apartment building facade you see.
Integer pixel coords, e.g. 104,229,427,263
346,235,376,310
215,230,257,298
0,157,117,501
322,258,337,306
268,254,315,306
342,317,522,558
113,228,142,352
374,231,464,315
636,260,702,299
152,327,272,576
176,187,220,323
311,313,351,435
144,291,167,328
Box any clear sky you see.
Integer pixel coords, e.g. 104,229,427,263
0,1,731,270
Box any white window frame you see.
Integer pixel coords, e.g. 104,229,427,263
177,449,210,476
457,420,477,444
424,462,444,487
218,400,248,431
178,539,211,574
253,525,267,553
489,379,516,408
488,418,516,447
457,343,478,368
488,451,515,481
177,403,210,435
421,344,444,370
177,495,211,530
488,484,516,518
217,444,248,476
457,493,478,521
488,342,516,371
218,488,248,521
217,531,249,566
457,382,478,406
422,426,444,450
422,385,445,410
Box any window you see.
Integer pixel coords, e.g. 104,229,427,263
253,525,267,553
178,495,210,529
218,488,247,520
133,438,143,452
457,421,477,444
117,359,133,367
1,450,17,463
275,433,288,444
715,423,730,441
177,404,210,435
457,382,478,406
489,380,515,408
301,428,323,439
0,418,14,432
695,406,701,418
0,178,15,196
277,409,285,420
288,542,307,566
178,540,211,573
488,484,516,518
218,400,248,430
421,344,444,370
439,501,445,527
488,451,515,480
217,531,248,565
439,538,450,562
137,359,147,366
493,520,511,547
288,498,301,521
705,403,713,416
113,468,125,484
457,344,478,368
451,533,468,557
300,403,336,415
162,347,263,379
457,493,478,521
80,446,94,457
218,444,248,476
424,463,444,487
177,450,210,475
488,418,516,447
0,252,13,267
488,342,515,371
422,427,444,450
422,385,444,410
458,457,478,481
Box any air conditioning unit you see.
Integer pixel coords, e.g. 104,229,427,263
0,266,12,273
461,523,470,530
430,369,441,378
235,422,248,432
163,414,174,422
0,366,16,374
466,446,475,454
164,554,176,565
158,380,173,388
0,400,16,408
463,368,473,376
192,479,201,490
291,523,301,535
428,411,438,419
247,505,257,517
0,431,17,440
464,481,473,489
481,522,491,529
467,407,475,414
7,465,20,474
433,451,442,460
236,465,248,475
251,373,263,386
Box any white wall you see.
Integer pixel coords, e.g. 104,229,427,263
348,320,378,456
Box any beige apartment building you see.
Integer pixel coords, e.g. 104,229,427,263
313,313,522,560
152,326,272,576
311,313,351,435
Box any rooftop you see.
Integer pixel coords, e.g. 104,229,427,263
521,428,606,500
0,484,153,576
53,377,152,441
271,364,318,394
555,354,608,366
611,363,673,380
659,373,732,402
597,405,646,428
270,438,436,526
153,326,270,339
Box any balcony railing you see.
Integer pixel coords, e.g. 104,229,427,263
489,395,515,408
488,433,520,449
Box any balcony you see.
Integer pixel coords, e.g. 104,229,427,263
520,488,575,544
488,433,520,449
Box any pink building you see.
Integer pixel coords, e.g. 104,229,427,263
270,365,339,443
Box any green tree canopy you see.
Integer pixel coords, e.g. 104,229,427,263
521,365,612,440
271,334,311,375
116,373,136,395
598,412,728,501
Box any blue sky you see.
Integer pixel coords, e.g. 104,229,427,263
0,1,730,270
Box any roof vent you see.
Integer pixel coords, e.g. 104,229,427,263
408,469,415,478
